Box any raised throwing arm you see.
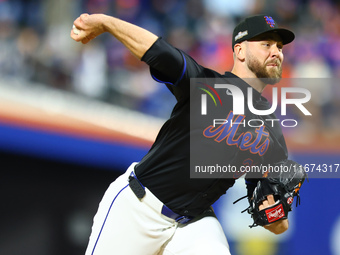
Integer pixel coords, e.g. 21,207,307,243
70,13,158,60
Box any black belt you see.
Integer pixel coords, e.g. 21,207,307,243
128,172,193,224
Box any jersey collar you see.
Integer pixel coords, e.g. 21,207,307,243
224,72,263,104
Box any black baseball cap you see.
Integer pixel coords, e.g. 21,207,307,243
232,15,295,51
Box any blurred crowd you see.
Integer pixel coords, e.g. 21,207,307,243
0,0,340,136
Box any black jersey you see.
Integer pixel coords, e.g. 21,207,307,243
135,38,288,217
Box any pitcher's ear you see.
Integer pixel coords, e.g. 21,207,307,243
234,42,245,61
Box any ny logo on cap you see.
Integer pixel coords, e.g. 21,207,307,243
264,16,275,28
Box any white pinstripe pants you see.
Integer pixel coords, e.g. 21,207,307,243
85,163,231,255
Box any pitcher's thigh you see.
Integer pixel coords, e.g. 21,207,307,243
85,183,176,255
160,216,231,255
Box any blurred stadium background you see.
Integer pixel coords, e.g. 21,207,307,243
0,0,339,254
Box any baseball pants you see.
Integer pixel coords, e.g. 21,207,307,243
85,163,231,255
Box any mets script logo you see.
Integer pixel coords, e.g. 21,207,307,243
203,111,270,156
264,16,275,28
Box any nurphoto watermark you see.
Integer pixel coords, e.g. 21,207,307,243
189,78,338,179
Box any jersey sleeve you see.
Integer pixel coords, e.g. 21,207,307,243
141,37,204,100
141,37,184,86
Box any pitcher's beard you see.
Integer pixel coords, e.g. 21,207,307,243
247,55,282,85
